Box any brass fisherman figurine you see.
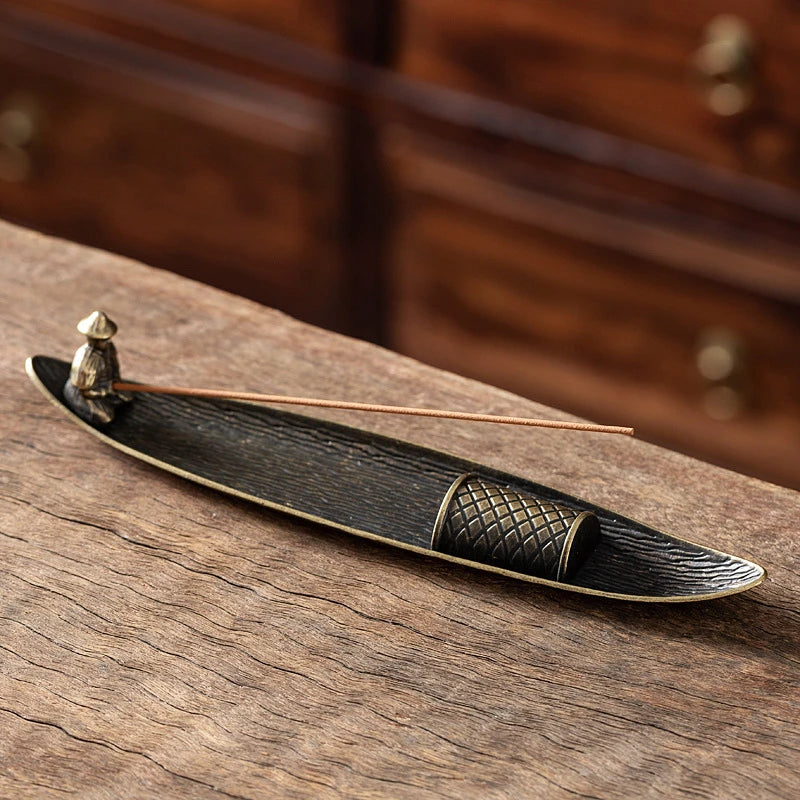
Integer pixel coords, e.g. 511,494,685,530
63,311,131,424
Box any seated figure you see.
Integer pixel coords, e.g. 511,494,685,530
63,310,131,424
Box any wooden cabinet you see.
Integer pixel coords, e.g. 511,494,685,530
385,129,800,488
379,1,800,488
0,0,798,488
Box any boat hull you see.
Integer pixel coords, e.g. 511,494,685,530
27,355,765,602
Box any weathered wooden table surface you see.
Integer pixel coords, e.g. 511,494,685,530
1,221,798,799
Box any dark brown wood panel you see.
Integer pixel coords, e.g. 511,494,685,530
386,131,800,489
397,0,800,187
0,0,350,98
0,30,350,331
0,0,343,54
166,0,341,52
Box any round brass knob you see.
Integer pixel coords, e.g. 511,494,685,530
0,92,41,183
696,328,749,421
693,15,756,117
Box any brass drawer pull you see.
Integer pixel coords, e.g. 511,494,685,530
696,328,749,420
0,92,41,183
693,15,755,117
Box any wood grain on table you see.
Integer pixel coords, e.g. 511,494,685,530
0,222,798,799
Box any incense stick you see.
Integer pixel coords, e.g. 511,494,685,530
114,382,634,436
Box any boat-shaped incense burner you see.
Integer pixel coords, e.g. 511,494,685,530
26,319,765,603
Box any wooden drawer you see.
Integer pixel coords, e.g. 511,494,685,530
397,0,800,187
0,23,350,331
386,130,800,489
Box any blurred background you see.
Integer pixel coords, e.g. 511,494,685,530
0,0,798,489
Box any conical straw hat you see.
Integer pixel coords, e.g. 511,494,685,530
76,310,117,340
